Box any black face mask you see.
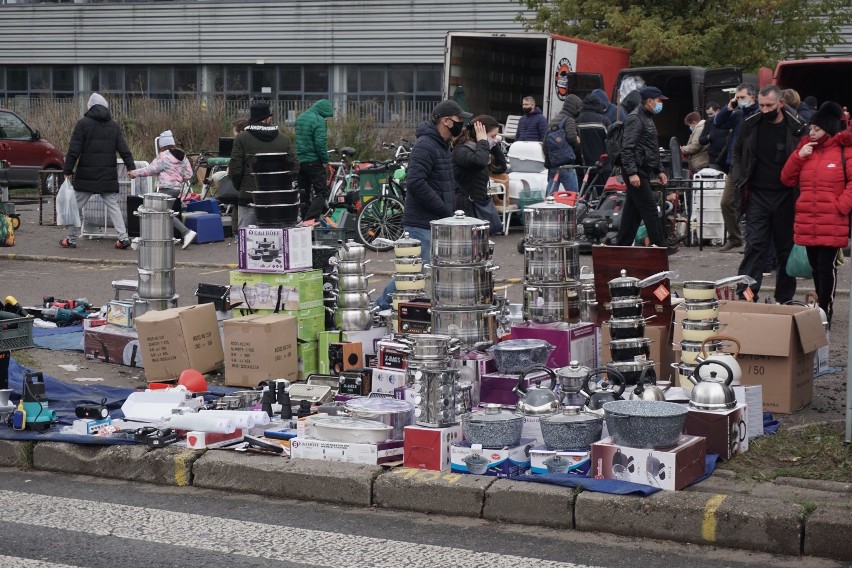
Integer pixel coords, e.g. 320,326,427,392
763,108,779,121
448,119,464,137
522,107,532,114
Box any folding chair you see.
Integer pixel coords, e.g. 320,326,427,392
489,179,517,236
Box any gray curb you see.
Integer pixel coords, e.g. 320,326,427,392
483,479,575,529
804,507,852,560
192,450,380,507
372,467,494,518
0,440,31,468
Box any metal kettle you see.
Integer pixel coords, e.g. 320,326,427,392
514,366,560,415
695,335,742,385
580,367,626,415
688,359,737,411
629,366,670,401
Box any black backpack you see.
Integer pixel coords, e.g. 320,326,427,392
544,117,576,166
605,120,626,167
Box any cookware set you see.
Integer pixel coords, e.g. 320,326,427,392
132,193,180,316
398,334,465,427
326,240,376,331
249,153,299,228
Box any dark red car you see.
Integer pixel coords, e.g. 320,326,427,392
0,107,64,190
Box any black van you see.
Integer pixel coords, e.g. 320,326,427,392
612,66,745,146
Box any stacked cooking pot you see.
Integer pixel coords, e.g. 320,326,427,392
390,233,427,332
132,193,180,317
521,197,581,324
329,239,376,331
399,334,464,427
675,280,725,390
429,211,497,350
313,241,340,330
604,269,656,386
249,152,299,228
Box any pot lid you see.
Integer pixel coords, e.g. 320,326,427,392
314,416,394,432
542,406,602,424
487,338,554,353
607,360,654,371
344,398,413,413
608,269,640,287
579,266,595,282
557,360,592,378
431,210,490,228
394,232,421,247
525,195,573,210
466,403,521,422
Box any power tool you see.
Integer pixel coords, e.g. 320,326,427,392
3,296,27,317
41,305,88,325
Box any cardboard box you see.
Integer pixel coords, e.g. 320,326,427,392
298,341,319,380
290,438,404,465
673,302,827,413
238,305,325,343
815,330,830,375
237,226,313,273
733,385,764,439
372,368,407,394
185,429,246,449
223,314,298,387
450,439,534,477
229,269,323,311
135,303,224,381
601,324,674,384
106,300,134,328
404,424,464,471
84,324,144,368
480,370,550,406
529,447,590,474
684,404,748,460
590,435,706,491
510,322,598,369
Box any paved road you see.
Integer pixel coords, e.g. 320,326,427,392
0,469,841,568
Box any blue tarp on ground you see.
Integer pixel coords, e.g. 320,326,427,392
32,323,85,351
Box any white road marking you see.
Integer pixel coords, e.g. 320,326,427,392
0,489,598,568
0,555,82,568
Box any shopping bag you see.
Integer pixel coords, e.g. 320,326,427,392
56,178,81,227
785,244,812,279
0,203,14,247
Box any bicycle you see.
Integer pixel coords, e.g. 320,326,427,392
355,146,409,251
187,150,230,201
325,147,361,215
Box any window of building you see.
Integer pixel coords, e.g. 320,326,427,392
225,66,248,92
7,66,28,93
175,65,197,92
28,66,51,91
100,66,123,92
53,66,75,93
304,65,329,93
279,65,301,92
125,66,148,94
149,65,173,93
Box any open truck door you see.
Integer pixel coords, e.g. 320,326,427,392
704,67,744,112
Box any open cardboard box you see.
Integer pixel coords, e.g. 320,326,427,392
673,302,827,414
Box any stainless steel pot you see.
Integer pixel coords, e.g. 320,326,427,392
333,288,375,309
391,291,425,310
334,307,377,331
609,297,645,319
337,239,367,262
394,232,422,258
606,360,655,386
344,397,414,441
681,319,723,342
431,307,495,348
335,258,371,274
540,406,604,450
522,196,577,243
394,273,427,291
487,339,556,375
679,339,723,365
430,211,491,265
461,404,523,448
134,209,175,240
605,317,651,340
132,293,178,317
523,283,580,324
397,334,460,359
142,192,175,212
603,400,688,449
135,238,178,271
523,242,580,283
684,299,720,321
394,257,423,273
137,268,175,298
330,272,373,292
428,263,497,308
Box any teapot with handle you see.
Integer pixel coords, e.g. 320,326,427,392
514,366,560,415
688,359,737,411
580,367,626,414
695,335,742,385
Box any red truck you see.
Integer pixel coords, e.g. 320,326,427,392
761,58,852,123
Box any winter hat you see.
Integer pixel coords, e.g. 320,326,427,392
803,96,818,108
158,130,175,148
810,101,843,136
249,101,272,124
87,93,108,110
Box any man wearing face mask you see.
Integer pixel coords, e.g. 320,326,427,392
375,100,472,310
733,84,806,303
713,84,759,251
516,96,548,142
614,86,676,253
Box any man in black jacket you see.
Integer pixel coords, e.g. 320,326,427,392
698,102,728,169
614,86,675,253
61,93,135,250
577,92,613,186
733,84,806,303
376,99,471,310
229,101,297,228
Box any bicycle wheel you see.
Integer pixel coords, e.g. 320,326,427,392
356,196,404,252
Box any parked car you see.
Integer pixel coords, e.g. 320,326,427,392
0,107,64,191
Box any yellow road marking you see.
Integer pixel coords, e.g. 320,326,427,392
173,449,197,486
701,494,727,542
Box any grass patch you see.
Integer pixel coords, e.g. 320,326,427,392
724,422,852,483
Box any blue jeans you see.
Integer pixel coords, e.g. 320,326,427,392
376,225,431,310
546,167,578,196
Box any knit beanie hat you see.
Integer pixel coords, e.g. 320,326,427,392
87,93,108,110
810,101,843,136
249,101,272,124
158,130,175,147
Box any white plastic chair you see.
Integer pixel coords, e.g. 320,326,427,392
502,115,521,142
489,179,517,235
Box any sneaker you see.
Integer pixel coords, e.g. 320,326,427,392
181,230,197,250
667,245,679,256
115,239,132,250
59,238,76,249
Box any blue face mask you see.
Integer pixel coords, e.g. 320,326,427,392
738,99,753,109
653,102,663,114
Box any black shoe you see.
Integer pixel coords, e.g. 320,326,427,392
115,239,132,250
667,246,679,256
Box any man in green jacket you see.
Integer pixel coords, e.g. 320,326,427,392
230,101,296,228
295,99,334,221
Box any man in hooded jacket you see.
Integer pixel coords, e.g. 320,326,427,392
295,99,334,221
230,101,297,228
61,92,135,250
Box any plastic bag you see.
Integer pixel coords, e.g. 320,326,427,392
0,203,14,247
56,178,81,227
786,244,812,279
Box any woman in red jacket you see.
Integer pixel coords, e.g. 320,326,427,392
780,101,852,326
